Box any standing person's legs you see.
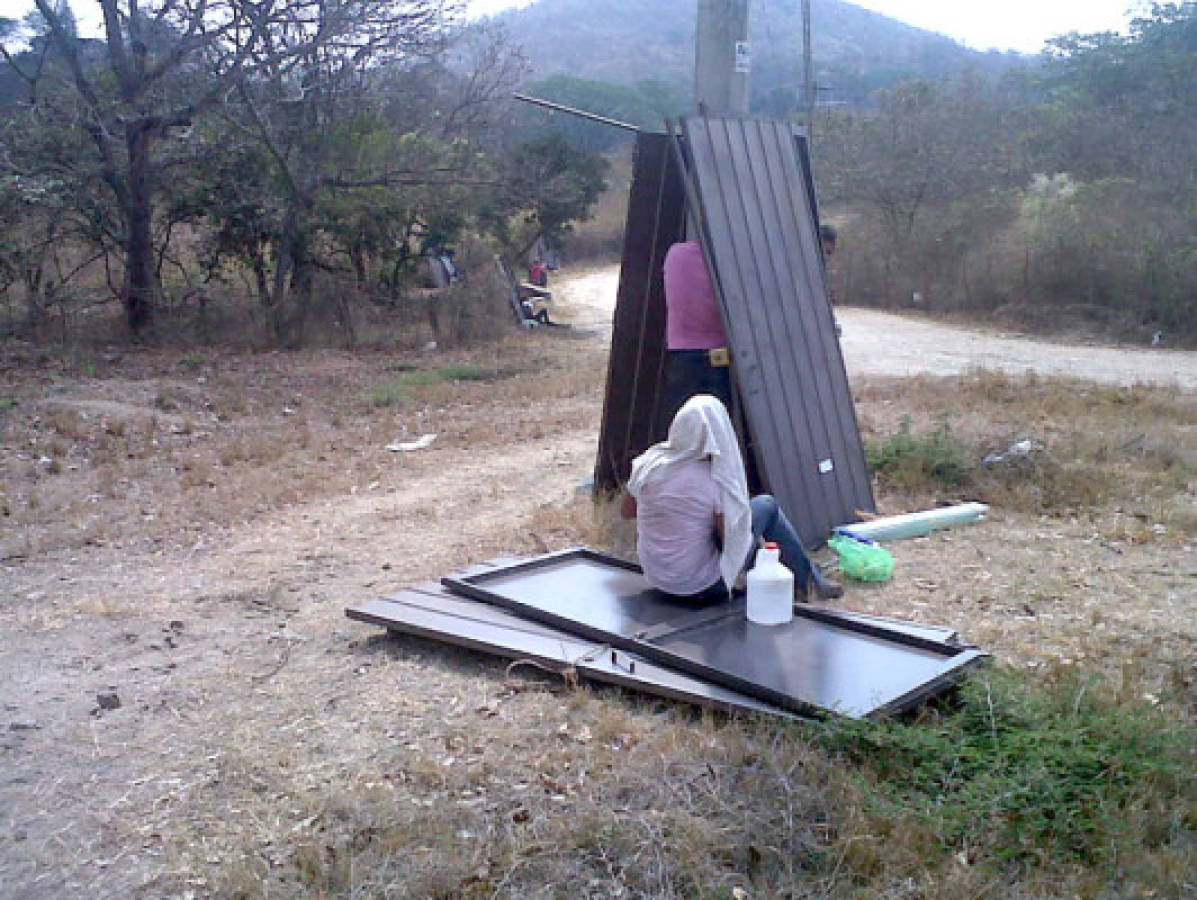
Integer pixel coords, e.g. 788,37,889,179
663,352,734,429
693,362,733,414
747,495,841,598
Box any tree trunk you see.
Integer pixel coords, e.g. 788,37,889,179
268,200,314,346
350,244,367,289
22,263,45,335
123,122,156,333
250,250,270,310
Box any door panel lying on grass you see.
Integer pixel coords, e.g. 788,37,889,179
441,549,985,719
346,581,796,719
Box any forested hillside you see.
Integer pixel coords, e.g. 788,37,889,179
493,0,1027,111
0,0,1191,345
813,4,1196,341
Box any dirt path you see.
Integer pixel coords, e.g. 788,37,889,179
1,404,601,896
556,264,1195,389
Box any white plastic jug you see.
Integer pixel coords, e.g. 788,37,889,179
746,541,794,625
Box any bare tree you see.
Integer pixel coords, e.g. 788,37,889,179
28,0,457,334
225,0,467,343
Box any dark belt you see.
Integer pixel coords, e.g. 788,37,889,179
670,347,730,367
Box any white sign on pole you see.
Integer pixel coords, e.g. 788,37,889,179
734,41,751,74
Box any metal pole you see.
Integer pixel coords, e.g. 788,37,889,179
512,93,641,132
694,0,750,116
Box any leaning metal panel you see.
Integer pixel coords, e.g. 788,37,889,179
680,116,875,544
594,132,687,494
441,550,985,719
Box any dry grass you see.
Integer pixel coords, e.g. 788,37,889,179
0,336,605,562
856,369,1196,528
190,686,847,898
0,327,1192,898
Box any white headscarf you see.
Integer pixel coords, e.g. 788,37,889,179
626,395,753,591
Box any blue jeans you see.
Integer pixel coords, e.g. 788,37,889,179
747,495,824,591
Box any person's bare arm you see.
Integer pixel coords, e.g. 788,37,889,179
620,492,637,519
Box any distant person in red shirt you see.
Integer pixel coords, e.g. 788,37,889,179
661,241,733,423
528,260,549,288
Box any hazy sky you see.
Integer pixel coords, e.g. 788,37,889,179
846,0,1144,53
0,0,1144,54
471,0,1144,53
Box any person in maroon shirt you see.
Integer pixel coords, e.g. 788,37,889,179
661,241,733,424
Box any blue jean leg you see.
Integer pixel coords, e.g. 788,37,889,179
748,494,822,590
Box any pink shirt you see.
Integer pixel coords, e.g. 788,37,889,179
635,459,723,595
663,242,727,350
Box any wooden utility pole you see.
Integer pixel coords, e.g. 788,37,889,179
802,0,815,132
695,0,750,115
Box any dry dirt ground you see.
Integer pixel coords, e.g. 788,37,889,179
0,264,1193,896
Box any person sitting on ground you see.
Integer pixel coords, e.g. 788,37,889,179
520,297,553,326
620,394,843,604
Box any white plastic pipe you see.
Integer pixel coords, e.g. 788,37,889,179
837,502,989,543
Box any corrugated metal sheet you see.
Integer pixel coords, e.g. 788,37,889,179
594,132,686,493
441,549,985,719
680,116,874,543
347,584,795,718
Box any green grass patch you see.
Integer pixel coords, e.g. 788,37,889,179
810,666,1194,871
436,364,497,382
866,415,972,491
180,352,208,371
365,380,409,408
364,365,502,407
863,375,1196,515
0,397,17,412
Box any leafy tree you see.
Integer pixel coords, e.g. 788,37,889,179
14,0,460,335
817,73,1027,305
211,8,529,344
481,133,609,260
1034,3,1196,332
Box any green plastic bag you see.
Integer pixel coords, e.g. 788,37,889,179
828,534,895,582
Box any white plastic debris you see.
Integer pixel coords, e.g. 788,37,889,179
838,502,989,543
386,433,437,452
983,439,1034,466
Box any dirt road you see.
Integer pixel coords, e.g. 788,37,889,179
558,265,1195,389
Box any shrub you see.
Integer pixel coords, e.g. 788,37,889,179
810,666,1194,869
866,416,971,491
